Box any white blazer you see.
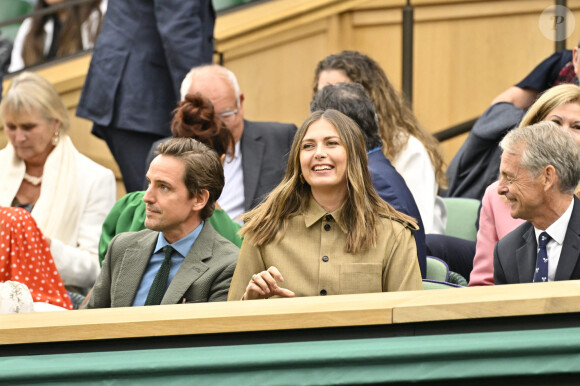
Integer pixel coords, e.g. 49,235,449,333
0,136,116,289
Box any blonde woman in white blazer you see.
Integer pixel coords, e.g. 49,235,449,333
0,72,115,293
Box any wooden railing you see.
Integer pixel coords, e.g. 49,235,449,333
2,280,580,345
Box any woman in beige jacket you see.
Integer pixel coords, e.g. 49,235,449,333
228,109,423,301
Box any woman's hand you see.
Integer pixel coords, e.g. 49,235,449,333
242,266,295,300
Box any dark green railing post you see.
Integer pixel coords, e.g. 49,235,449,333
555,0,567,52
402,1,413,106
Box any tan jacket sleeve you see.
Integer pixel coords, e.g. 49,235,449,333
383,226,423,292
227,238,267,301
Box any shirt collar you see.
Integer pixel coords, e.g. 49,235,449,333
154,220,205,257
303,195,348,233
534,198,574,245
367,147,381,155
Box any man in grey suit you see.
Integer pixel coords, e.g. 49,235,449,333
494,122,580,285
77,0,215,193
176,64,297,222
88,138,238,308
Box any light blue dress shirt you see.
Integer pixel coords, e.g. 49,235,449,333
132,221,204,306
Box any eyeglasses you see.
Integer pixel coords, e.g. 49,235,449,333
219,109,238,120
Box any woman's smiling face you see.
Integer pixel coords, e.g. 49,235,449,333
299,118,348,195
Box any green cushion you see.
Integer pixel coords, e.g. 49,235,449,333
425,256,448,282
448,271,468,286
213,0,245,11
0,0,33,42
442,197,481,241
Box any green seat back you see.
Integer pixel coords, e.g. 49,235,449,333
426,256,449,282
442,197,481,242
0,0,34,42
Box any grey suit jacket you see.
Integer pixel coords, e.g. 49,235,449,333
494,196,580,284
144,119,297,210
88,222,238,308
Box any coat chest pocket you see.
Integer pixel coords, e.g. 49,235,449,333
339,263,382,294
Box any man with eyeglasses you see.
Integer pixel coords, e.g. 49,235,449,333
146,64,297,223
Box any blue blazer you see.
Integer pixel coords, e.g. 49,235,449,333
76,0,215,137
368,149,427,278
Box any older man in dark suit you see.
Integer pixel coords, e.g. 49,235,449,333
494,122,580,284
146,64,297,222
88,138,238,308
77,0,215,193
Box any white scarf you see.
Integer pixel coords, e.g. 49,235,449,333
0,136,81,244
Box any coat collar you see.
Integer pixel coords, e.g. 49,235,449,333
113,224,215,307
303,195,347,233
161,222,214,304
515,225,537,284
113,230,158,307
555,196,580,280
515,196,580,283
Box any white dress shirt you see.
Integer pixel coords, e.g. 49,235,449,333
534,198,574,281
218,141,245,224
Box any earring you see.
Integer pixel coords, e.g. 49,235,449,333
52,131,59,146
299,174,305,184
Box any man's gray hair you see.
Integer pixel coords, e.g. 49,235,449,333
180,64,241,106
499,121,580,194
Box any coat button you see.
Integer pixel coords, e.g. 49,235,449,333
320,289,327,296
322,256,329,262
325,214,333,221
324,224,331,231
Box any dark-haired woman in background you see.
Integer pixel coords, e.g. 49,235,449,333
313,51,447,235
9,0,106,72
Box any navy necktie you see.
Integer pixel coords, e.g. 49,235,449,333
145,245,174,305
533,232,551,283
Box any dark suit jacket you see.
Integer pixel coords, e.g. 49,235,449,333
88,222,239,308
494,196,580,284
76,0,215,136
144,119,297,210
240,119,297,210
368,149,427,278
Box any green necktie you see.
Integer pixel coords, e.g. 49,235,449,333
145,245,174,305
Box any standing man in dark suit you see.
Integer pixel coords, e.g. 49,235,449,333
88,138,238,308
177,64,297,222
76,0,215,193
494,122,580,285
